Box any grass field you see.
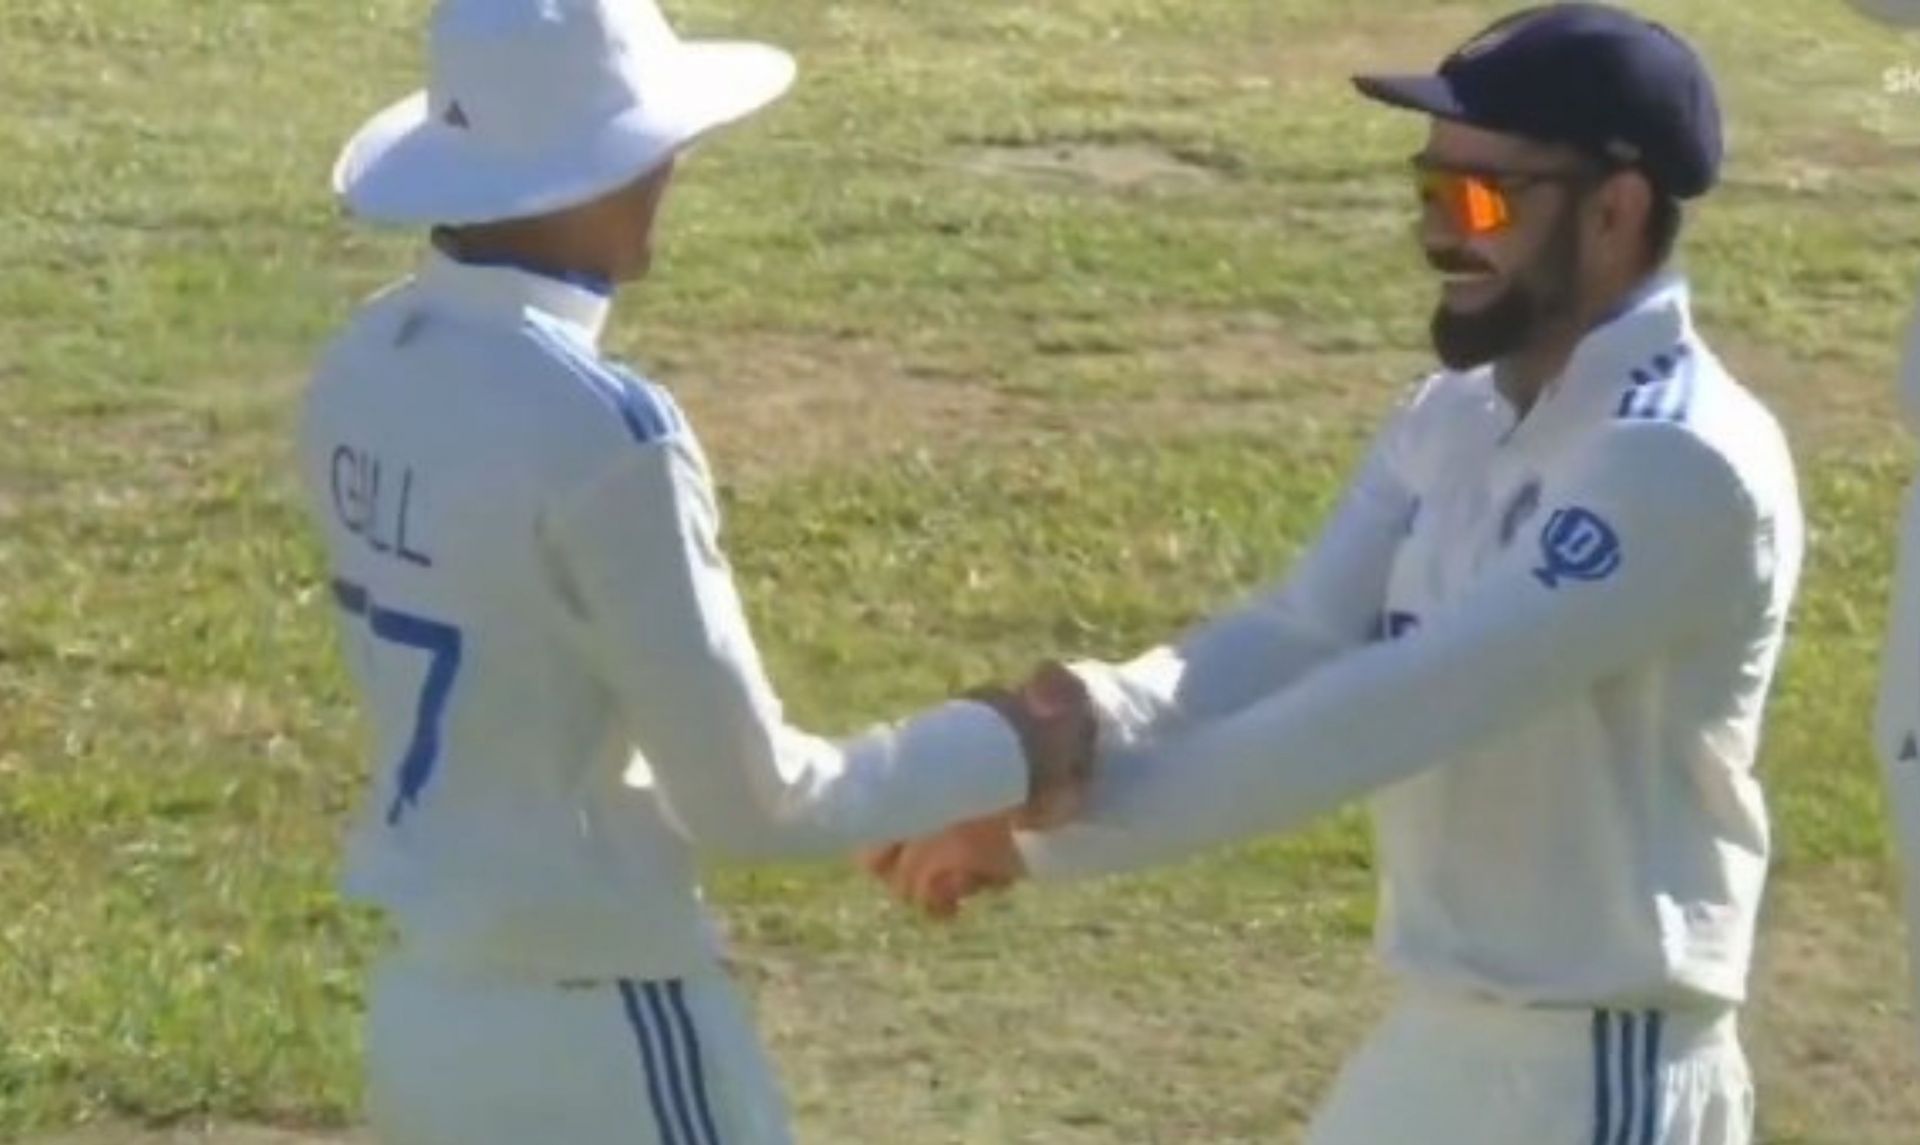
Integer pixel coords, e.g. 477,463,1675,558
6,0,1920,1141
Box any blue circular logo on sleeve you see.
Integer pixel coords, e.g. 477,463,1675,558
1533,507,1622,588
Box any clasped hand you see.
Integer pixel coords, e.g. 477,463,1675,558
860,661,1096,919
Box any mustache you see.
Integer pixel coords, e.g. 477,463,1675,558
1425,249,1494,274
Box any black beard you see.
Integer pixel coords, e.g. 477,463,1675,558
1427,207,1584,371
1430,284,1541,371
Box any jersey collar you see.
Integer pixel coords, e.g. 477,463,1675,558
413,247,615,346
1576,266,1691,359
1499,265,1693,451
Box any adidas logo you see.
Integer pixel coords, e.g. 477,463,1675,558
442,100,470,129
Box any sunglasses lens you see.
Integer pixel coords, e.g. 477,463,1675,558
1416,170,1511,236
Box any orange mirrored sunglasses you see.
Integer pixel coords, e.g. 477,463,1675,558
1414,168,1518,237
1412,162,1609,238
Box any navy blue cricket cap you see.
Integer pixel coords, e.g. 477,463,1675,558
1351,3,1722,200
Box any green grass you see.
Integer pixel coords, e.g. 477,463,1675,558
6,0,1920,1141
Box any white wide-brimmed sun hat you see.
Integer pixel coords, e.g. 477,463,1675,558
332,0,795,226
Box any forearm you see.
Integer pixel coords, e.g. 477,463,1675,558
1069,435,1413,750
546,441,1030,861
1021,426,1760,880
1018,631,1487,879
1069,609,1350,748
645,697,1030,861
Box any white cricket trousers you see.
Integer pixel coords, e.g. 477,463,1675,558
1305,990,1753,1145
364,953,793,1145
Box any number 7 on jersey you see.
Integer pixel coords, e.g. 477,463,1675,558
331,577,463,825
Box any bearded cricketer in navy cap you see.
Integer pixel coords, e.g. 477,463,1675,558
871,7,1802,1142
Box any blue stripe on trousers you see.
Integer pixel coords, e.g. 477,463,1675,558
1592,1011,1612,1145
1594,1009,1667,1145
1640,1012,1664,1144
619,979,683,1144
1615,1012,1638,1145
666,980,724,1145
643,982,708,1145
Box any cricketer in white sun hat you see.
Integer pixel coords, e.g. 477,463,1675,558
332,0,795,226
300,4,1099,1139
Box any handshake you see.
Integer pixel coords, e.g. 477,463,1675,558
862,661,1098,920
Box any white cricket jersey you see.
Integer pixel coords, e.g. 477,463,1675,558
297,251,1029,981
1874,280,1920,1043
1018,269,1806,1012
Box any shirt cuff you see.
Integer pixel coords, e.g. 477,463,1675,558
1063,658,1137,746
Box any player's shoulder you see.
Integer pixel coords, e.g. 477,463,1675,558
301,278,422,430
309,290,692,453
1580,338,1798,524
1609,333,1791,476
311,277,415,370
509,313,690,449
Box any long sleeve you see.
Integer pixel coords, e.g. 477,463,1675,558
536,434,1029,861
1018,422,1761,879
1065,396,1421,754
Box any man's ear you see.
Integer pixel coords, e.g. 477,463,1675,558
1594,167,1654,250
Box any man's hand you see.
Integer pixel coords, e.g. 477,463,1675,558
858,661,1094,918
864,812,1024,919
967,660,1097,830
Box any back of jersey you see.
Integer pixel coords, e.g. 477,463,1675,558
295,259,715,978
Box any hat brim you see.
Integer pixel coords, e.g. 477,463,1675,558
1351,73,1471,121
332,41,795,226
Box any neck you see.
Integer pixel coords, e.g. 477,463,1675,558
1494,264,1664,415
431,227,616,294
